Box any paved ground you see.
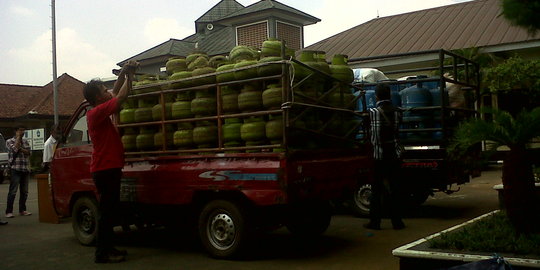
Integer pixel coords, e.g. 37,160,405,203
0,166,502,270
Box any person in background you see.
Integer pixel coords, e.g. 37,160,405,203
364,83,405,230
82,60,138,264
5,126,32,218
42,124,62,172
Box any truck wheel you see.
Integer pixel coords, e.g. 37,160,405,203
349,184,372,216
198,200,250,259
286,200,331,237
72,196,99,246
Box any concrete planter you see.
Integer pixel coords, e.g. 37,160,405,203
392,211,540,270
493,183,540,209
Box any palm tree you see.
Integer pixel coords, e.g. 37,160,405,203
450,107,540,233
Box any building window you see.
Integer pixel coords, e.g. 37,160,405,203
237,21,268,48
276,21,302,50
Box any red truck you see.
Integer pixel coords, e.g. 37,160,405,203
49,57,370,258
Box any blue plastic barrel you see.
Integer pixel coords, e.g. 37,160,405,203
355,85,376,111
400,83,433,140
401,121,434,141
399,123,407,140
432,122,443,140
378,79,401,107
400,83,432,121
390,86,401,107
366,90,376,108
423,77,439,90
430,88,448,140
402,76,418,89
430,87,449,106
428,81,448,140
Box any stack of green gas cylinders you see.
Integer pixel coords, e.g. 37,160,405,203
119,39,357,154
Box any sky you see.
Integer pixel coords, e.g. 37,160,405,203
0,0,472,86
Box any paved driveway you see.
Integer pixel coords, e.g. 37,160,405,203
0,166,502,270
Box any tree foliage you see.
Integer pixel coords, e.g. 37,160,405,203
485,57,540,92
484,56,540,110
450,107,540,154
451,47,501,70
501,0,540,35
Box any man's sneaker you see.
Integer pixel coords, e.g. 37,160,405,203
5,213,14,218
0,219,7,225
20,211,32,216
95,254,126,264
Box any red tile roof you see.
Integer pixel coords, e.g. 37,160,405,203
0,73,85,119
0,84,41,119
305,0,540,59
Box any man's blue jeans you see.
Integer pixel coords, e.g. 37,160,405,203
6,169,29,214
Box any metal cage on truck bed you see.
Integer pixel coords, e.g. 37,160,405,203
117,54,365,157
345,50,482,216
351,49,481,147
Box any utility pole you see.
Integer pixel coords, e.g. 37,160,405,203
51,0,59,125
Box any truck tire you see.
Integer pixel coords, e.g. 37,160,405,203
72,196,99,246
286,200,331,237
349,185,430,216
198,200,250,259
349,184,372,217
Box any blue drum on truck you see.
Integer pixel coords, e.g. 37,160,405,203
400,82,432,140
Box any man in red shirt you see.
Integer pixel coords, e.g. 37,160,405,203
82,60,138,263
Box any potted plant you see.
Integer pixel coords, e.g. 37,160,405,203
449,107,540,233
452,56,540,234
494,166,540,209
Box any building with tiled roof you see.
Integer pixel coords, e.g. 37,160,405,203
0,73,85,139
305,0,540,71
118,0,320,76
0,84,42,119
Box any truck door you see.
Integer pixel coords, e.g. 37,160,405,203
50,103,95,216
